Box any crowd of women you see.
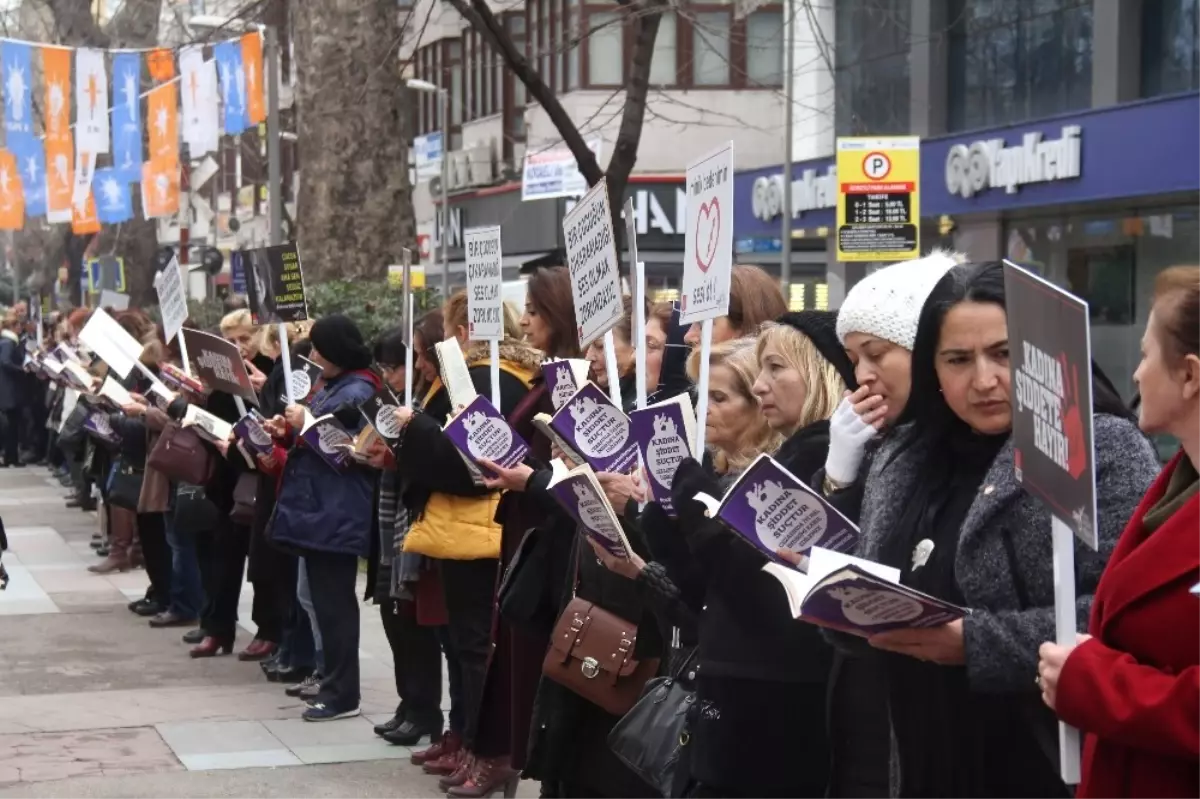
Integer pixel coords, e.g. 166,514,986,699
20,255,1198,799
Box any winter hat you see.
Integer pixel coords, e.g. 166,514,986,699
309,314,373,372
835,249,965,350
776,310,858,389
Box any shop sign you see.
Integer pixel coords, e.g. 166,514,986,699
750,165,837,222
945,125,1082,199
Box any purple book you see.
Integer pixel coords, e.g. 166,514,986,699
544,459,632,559
443,395,531,479
233,410,275,457
83,411,118,443
541,359,590,411
299,410,354,472
695,453,859,567
629,394,697,516
546,382,638,475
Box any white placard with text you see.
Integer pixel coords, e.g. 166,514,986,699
465,226,504,341
562,178,622,349
680,142,735,325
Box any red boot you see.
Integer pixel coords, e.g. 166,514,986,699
437,751,473,790
448,756,520,798
237,639,278,662
412,730,460,767
189,635,234,658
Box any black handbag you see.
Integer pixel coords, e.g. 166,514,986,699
607,647,698,797
173,483,220,536
108,459,145,510
497,525,559,634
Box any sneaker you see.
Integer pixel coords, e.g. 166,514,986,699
302,703,360,722
285,673,321,699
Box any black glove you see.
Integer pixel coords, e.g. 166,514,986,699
670,458,728,553
639,500,684,566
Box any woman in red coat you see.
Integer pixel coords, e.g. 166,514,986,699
1038,265,1200,798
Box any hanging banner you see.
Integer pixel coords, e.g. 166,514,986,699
181,327,258,401
71,191,99,234
3,43,34,151
0,149,23,231
10,138,44,219
95,167,132,224
562,178,622,348
142,159,180,219
194,59,221,155
111,52,141,183
243,243,309,324
521,137,603,202
213,41,249,135
679,141,735,325
241,32,266,125
147,82,179,164
835,136,921,262
72,150,96,208
147,49,174,82
41,47,70,144
45,134,73,221
154,255,188,344
179,46,219,153
464,226,504,340
74,48,109,154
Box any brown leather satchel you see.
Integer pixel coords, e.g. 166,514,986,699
542,595,660,717
230,472,258,525
146,422,215,487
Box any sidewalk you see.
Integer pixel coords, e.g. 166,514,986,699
0,465,535,798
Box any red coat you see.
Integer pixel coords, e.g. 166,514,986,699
1057,451,1200,798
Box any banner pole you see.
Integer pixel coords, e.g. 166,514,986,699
693,319,713,455
405,294,414,407
490,340,501,411
1052,515,1083,784
634,261,647,410
177,331,192,378
603,330,622,409
279,322,295,405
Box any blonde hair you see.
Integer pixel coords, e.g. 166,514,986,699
219,308,254,335
256,320,312,359
755,322,846,435
687,337,782,476
445,290,523,342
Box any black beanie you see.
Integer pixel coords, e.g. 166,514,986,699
309,314,373,372
775,311,858,390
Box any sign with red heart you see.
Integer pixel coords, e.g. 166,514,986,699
680,142,735,325
695,198,721,272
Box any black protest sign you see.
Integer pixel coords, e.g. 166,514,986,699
1003,261,1097,549
243,242,309,325
181,328,259,403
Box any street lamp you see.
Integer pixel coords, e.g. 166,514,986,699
407,78,450,298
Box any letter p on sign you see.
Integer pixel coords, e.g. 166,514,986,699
863,152,891,180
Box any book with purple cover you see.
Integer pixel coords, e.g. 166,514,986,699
544,458,632,560
298,408,354,472
630,393,697,516
694,453,859,568
233,409,275,457
765,547,968,636
443,395,531,479
83,410,118,444
541,358,590,411
540,382,638,474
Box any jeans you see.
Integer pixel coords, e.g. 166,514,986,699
304,553,360,712
165,511,202,619
296,557,324,674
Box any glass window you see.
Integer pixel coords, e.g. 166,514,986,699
588,11,624,85
450,65,463,126
746,9,783,86
693,11,731,86
649,11,677,85
835,0,909,135
567,0,581,89
541,0,553,84
1142,0,1200,96
554,0,566,92
946,0,1093,132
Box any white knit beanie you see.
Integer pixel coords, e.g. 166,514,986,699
835,249,966,350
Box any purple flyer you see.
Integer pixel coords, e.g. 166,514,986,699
443,395,531,478
549,382,638,474
630,402,693,515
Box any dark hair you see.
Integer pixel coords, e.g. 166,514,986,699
526,267,580,358
413,308,444,360
374,326,407,368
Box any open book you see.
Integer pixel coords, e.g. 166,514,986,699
346,426,385,465
694,453,859,568
434,338,478,417
766,547,969,636
541,358,590,410
161,363,207,396
182,405,235,444
630,393,696,515
281,356,323,405
298,408,355,472
358,387,405,450
443,394,531,478
544,458,633,560
232,408,275,457
531,382,638,475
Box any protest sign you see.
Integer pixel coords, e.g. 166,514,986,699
78,307,143,378
181,327,258,402
465,226,504,341
562,178,622,350
98,290,130,311
680,142,734,325
521,137,602,201
154,255,188,344
243,242,309,324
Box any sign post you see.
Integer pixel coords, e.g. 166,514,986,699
1003,259,1098,785
465,226,504,411
624,197,649,412
835,136,921,262
680,142,735,455
402,247,415,408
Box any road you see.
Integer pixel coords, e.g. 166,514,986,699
0,464,536,798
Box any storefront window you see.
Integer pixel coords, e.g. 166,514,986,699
835,0,910,135
947,0,1093,132
1141,0,1200,96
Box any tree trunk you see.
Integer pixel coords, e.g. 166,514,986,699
292,0,415,281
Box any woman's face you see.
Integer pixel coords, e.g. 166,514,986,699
685,316,737,349
413,333,439,385
844,332,913,426
521,300,552,353
753,339,808,432
645,318,667,393
1133,308,1200,437
585,331,635,390
935,301,1012,435
225,326,258,360
706,364,757,456
308,345,341,378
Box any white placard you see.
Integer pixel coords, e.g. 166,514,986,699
154,256,188,344
521,137,603,202
464,226,504,341
562,178,622,349
680,142,735,325
78,307,143,379
98,290,130,311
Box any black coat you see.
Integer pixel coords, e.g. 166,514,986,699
0,335,25,411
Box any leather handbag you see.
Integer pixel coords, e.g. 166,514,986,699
173,483,220,536
147,423,215,486
107,459,145,510
230,472,258,525
607,648,698,797
542,594,660,717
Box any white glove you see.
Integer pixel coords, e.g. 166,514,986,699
824,396,879,486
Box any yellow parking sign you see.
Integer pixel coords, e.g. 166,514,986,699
836,137,920,262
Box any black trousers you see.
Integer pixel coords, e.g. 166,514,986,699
248,528,295,643
306,552,361,712
379,599,444,727
197,520,248,640
137,512,172,606
3,408,21,464
440,557,499,749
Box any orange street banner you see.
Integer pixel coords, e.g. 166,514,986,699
142,159,180,219
0,150,24,230
241,32,266,125
71,191,100,234
41,47,72,145
45,134,74,220
147,49,175,82
147,82,179,164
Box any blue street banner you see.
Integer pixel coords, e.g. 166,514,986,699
9,137,45,219
213,41,249,135
2,42,34,151
95,167,132,224
111,53,142,183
